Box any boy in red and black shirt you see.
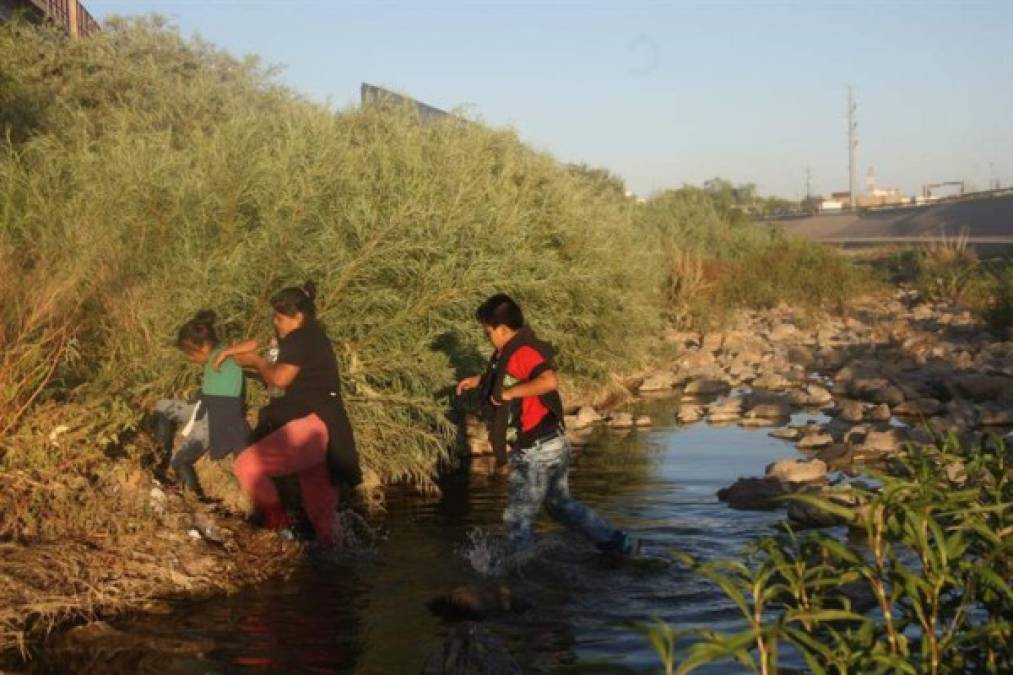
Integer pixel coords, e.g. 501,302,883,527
456,294,637,558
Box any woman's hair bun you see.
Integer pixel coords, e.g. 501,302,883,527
301,280,317,302
193,309,217,324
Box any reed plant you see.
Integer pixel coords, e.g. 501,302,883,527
634,438,1011,674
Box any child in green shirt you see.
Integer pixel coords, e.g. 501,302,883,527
152,310,250,497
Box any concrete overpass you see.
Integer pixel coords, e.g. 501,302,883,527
773,191,1013,254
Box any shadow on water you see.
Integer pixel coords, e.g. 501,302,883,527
33,397,809,674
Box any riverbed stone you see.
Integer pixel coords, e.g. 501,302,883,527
684,378,730,397
815,443,855,469
861,427,909,455
677,405,704,424
769,427,802,441
745,399,793,420
796,432,834,450
893,398,943,417
751,372,792,391
978,404,1013,427
869,403,892,422
607,412,635,429
638,370,679,393
805,383,834,406
765,457,827,483
717,477,788,510
571,406,603,430
835,399,865,423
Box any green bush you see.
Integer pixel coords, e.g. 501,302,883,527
637,188,870,327
0,18,659,487
634,439,1012,674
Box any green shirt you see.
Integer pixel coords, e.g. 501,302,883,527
202,347,244,398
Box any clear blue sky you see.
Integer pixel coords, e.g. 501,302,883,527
87,1,1013,198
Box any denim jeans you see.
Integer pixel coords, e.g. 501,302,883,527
504,433,617,554
155,399,210,493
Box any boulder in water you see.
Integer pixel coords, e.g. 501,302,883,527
717,477,788,510
765,457,827,484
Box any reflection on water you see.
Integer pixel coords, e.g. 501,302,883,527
39,399,813,673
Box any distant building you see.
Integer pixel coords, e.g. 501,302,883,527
0,0,99,38
819,199,844,212
858,188,909,208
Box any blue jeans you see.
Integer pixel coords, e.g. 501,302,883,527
504,433,617,554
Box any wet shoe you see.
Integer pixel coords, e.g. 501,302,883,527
596,531,641,559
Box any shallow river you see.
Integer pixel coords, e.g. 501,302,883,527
43,399,818,673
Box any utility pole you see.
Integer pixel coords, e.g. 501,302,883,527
805,166,812,201
847,86,858,210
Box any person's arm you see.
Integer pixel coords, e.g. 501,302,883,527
213,339,259,370
455,374,482,396
502,369,558,402
231,351,300,389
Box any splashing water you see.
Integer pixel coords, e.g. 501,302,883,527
459,527,508,576
311,509,386,559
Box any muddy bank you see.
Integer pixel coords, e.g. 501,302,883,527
0,466,300,666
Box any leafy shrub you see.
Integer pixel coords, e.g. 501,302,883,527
635,439,1012,674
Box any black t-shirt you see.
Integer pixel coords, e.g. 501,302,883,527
276,320,342,396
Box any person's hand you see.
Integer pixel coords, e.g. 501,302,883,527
455,375,481,396
212,348,233,371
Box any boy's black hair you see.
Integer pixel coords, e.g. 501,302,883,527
475,293,525,329
272,280,317,319
177,309,219,349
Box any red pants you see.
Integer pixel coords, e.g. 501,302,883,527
233,414,338,545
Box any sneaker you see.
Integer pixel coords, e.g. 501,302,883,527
596,531,641,559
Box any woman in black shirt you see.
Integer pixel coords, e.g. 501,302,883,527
223,281,361,546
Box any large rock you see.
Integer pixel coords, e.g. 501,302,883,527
835,399,865,423
770,426,802,441
765,457,827,483
978,405,1013,427
861,427,909,454
796,432,834,450
677,405,704,424
717,477,788,510
745,400,793,420
805,384,834,406
422,622,523,675
571,406,603,430
752,372,793,391
869,403,892,422
815,443,855,469
892,398,943,417
684,378,730,397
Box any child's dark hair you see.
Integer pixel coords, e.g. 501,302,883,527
272,280,317,318
176,310,219,350
475,293,525,329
